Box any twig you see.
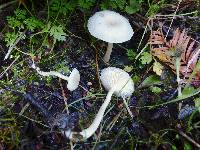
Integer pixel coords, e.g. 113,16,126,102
136,18,150,52
91,44,102,91
0,55,20,79
154,10,197,17
109,127,124,150
4,31,26,60
0,0,17,11
135,43,149,61
165,0,182,39
59,79,69,114
58,79,74,150
175,57,182,98
178,130,200,148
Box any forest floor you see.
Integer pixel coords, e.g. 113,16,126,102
0,0,200,150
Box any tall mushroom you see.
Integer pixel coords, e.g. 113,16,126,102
87,10,134,63
63,67,134,141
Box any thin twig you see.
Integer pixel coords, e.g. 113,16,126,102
165,0,182,39
91,44,102,91
58,79,74,150
136,18,150,52
178,130,200,148
4,31,26,60
0,55,20,79
59,79,69,114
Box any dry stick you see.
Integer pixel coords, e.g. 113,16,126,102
109,127,124,150
92,44,102,90
164,0,182,40
59,79,74,150
106,110,123,131
0,55,20,79
175,57,182,98
136,18,150,53
178,130,200,148
59,79,69,114
4,31,26,60
154,11,197,17
134,18,151,62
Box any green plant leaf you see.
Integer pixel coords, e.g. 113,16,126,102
184,142,192,150
115,0,126,10
49,25,66,41
127,49,136,61
150,86,162,93
124,65,134,72
194,97,200,112
78,0,95,9
153,61,163,76
125,0,140,14
4,32,18,47
7,16,22,29
24,17,44,31
140,75,162,87
14,9,26,20
182,86,197,96
139,52,152,65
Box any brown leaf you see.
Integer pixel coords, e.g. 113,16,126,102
150,27,200,84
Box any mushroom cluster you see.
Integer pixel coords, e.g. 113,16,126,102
63,67,134,141
29,10,135,142
87,10,134,63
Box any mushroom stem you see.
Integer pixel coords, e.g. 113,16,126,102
36,68,69,81
64,89,114,141
35,67,80,91
103,43,113,63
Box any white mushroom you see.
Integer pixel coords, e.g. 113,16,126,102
63,67,134,141
87,10,134,63
35,67,80,91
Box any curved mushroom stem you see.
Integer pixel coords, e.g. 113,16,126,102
64,89,114,141
36,68,69,80
103,43,113,63
35,67,80,91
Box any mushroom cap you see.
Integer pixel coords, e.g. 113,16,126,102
67,68,80,91
87,10,134,43
100,67,134,98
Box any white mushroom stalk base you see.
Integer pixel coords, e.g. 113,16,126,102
103,43,113,63
63,89,114,141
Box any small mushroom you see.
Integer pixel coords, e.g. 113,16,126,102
87,10,134,63
63,67,134,141
35,67,80,91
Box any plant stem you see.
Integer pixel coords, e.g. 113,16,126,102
175,57,182,98
123,98,133,118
